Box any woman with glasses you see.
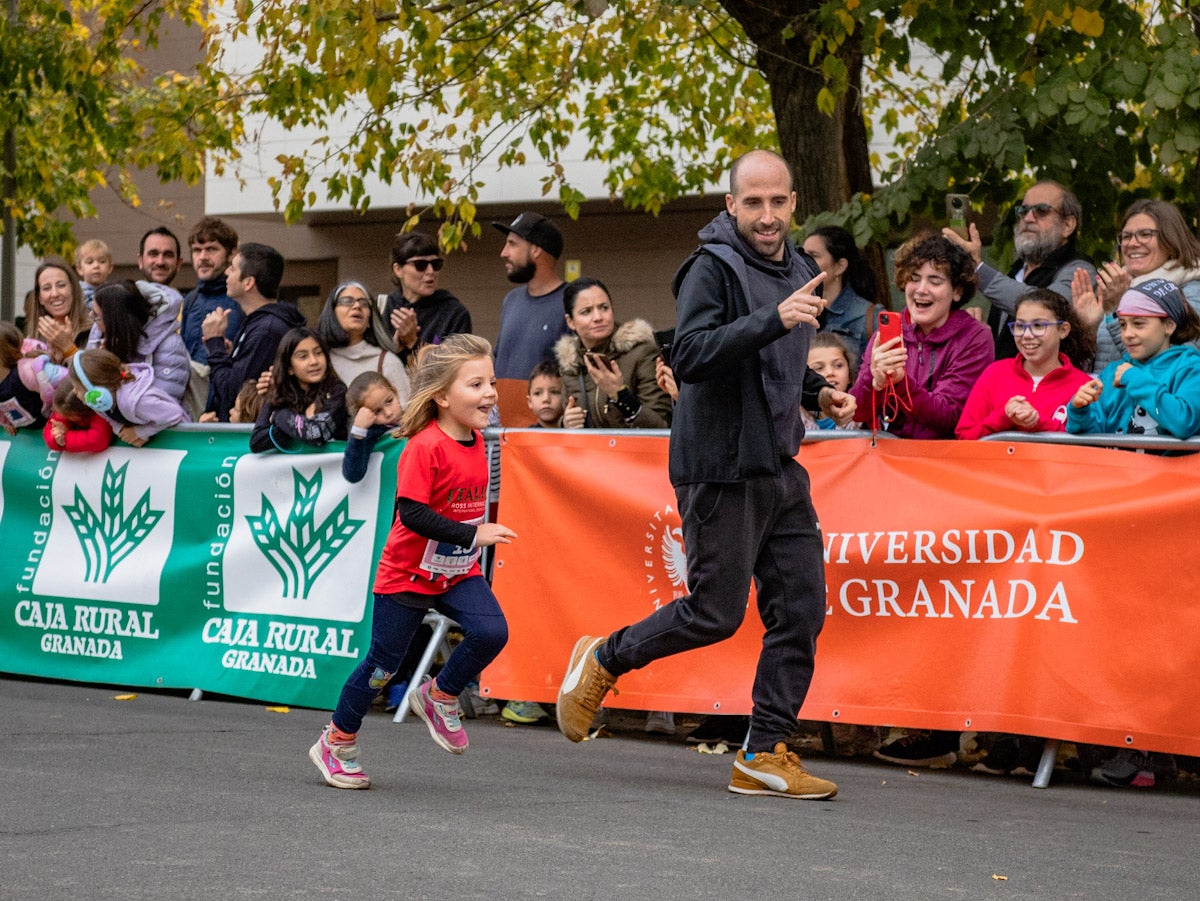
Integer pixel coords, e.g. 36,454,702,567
24,260,91,363
1073,199,1200,370
956,288,1094,439
315,280,411,408
383,232,472,367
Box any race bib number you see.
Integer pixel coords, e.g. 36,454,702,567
419,514,483,577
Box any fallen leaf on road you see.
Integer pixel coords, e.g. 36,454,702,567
694,742,732,755
113,694,137,701
265,706,289,714
992,875,1008,881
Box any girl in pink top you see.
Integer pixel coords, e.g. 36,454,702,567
956,288,1095,439
310,334,517,790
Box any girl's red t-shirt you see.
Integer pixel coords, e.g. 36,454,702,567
373,420,488,596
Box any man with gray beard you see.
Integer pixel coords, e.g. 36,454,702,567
944,181,1095,358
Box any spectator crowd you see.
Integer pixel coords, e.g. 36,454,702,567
4,179,1198,793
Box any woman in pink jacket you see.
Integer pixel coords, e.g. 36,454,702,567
956,288,1094,440
850,233,994,437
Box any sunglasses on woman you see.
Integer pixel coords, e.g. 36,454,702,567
405,258,444,272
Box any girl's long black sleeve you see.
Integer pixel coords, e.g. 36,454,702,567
397,498,477,549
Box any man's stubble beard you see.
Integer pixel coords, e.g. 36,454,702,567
507,261,536,284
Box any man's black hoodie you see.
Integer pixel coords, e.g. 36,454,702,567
204,300,308,421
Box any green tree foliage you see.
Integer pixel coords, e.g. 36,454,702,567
224,0,1200,261
0,0,236,256
840,0,1200,264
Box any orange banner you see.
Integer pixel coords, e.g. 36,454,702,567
483,431,1200,757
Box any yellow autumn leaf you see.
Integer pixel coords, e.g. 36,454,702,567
1071,7,1104,37
265,706,290,713
113,693,137,701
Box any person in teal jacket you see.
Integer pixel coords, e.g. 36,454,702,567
1067,278,1200,438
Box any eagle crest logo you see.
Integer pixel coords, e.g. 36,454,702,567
644,505,687,610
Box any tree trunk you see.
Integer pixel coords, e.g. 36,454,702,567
720,0,888,303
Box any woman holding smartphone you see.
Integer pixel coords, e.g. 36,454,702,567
554,277,673,429
849,233,994,437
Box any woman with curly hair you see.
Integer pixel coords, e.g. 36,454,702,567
849,233,994,438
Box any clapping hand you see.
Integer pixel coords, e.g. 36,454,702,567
1004,395,1039,430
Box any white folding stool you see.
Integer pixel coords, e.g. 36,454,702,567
392,610,459,724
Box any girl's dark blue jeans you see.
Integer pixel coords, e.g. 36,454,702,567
330,576,508,735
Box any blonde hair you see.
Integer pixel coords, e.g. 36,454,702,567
399,334,493,438
74,239,112,266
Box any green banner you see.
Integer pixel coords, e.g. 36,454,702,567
0,428,403,708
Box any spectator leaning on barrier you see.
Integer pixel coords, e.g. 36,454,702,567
88,280,192,404
68,347,188,447
202,243,306,422
804,332,863,432
1072,199,1200,372
43,377,113,453
492,212,570,380
181,217,244,365
802,225,880,362
384,231,473,368
555,277,672,430
555,149,855,800
250,327,348,453
944,181,1095,360
956,288,1095,440
317,279,411,407
1067,278,1200,439
851,233,994,438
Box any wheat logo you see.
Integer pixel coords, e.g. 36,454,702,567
245,468,365,599
62,460,164,583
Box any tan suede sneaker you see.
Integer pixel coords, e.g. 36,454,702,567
728,741,838,799
555,635,617,742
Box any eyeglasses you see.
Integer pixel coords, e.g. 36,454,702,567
335,296,372,309
1014,203,1060,219
1118,228,1159,246
405,258,444,272
1007,319,1064,337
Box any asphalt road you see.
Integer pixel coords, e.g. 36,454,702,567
3,675,1196,900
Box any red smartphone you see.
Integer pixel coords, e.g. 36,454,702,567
877,310,903,347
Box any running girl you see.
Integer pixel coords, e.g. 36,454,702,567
310,334,516,789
